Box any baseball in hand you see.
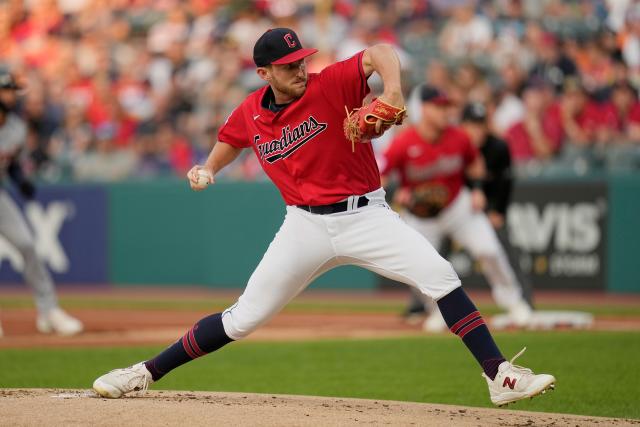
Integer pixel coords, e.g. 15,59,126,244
188,167,213,190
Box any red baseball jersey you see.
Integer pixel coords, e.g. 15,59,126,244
599,101,640,133
381,126,479,207
218,51,381,206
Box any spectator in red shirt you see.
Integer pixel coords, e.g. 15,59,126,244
549,78,601,147
504,80,563,168
543,78,606,174
599,81,640,143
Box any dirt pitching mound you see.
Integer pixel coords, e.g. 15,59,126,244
1,389,636,427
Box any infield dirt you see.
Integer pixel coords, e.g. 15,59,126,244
1,389,638,427
1,289,639,348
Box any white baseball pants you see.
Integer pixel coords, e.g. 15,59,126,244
0,190,58,313
222,188,461,340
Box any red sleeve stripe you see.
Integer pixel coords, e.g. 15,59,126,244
450,311,481,335
457,318,486,339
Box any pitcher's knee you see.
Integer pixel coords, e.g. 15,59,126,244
221,304,267,340
416,258,461,301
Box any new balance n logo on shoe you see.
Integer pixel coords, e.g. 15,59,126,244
503,377,517,389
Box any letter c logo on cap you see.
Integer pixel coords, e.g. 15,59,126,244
284,33,296,48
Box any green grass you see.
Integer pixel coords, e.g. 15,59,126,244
1,295,639,316
1,331,638,419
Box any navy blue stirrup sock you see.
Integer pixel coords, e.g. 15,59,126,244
437,287,505,380
144,313,233,381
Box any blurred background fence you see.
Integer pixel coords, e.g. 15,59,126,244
0,176,638,292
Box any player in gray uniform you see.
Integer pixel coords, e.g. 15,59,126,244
0,71,83,337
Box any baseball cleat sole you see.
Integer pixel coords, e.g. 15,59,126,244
496,380,556,407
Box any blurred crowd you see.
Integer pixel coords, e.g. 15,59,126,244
1,0,640,182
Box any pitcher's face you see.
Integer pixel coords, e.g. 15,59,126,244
259,59,308,101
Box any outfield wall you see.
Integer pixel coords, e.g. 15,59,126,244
0,176,638,292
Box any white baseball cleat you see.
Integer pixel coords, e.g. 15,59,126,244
93,362,154,398
508,301,533,328
483,347,556,407
36,308,84,336
422,308,448,333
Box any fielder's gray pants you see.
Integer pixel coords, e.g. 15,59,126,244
0,190,58,313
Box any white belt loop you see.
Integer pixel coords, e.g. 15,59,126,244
352,195,360,211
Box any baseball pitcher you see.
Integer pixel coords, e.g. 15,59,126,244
93,29,554,406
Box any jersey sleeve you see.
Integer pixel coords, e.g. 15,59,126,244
217,105,251,148
318,50,370,112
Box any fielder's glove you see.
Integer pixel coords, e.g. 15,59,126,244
408,184,449,218
343,98,406,152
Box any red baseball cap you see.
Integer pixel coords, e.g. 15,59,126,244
253,28,318,67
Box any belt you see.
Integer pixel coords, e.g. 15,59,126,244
297,196,369,215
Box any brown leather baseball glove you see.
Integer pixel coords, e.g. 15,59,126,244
408,183,450,218
343,98,407,152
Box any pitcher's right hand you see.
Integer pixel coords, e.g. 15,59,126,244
187,165,214,191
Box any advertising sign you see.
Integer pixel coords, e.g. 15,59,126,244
446,181,608,290
0,185,108,284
